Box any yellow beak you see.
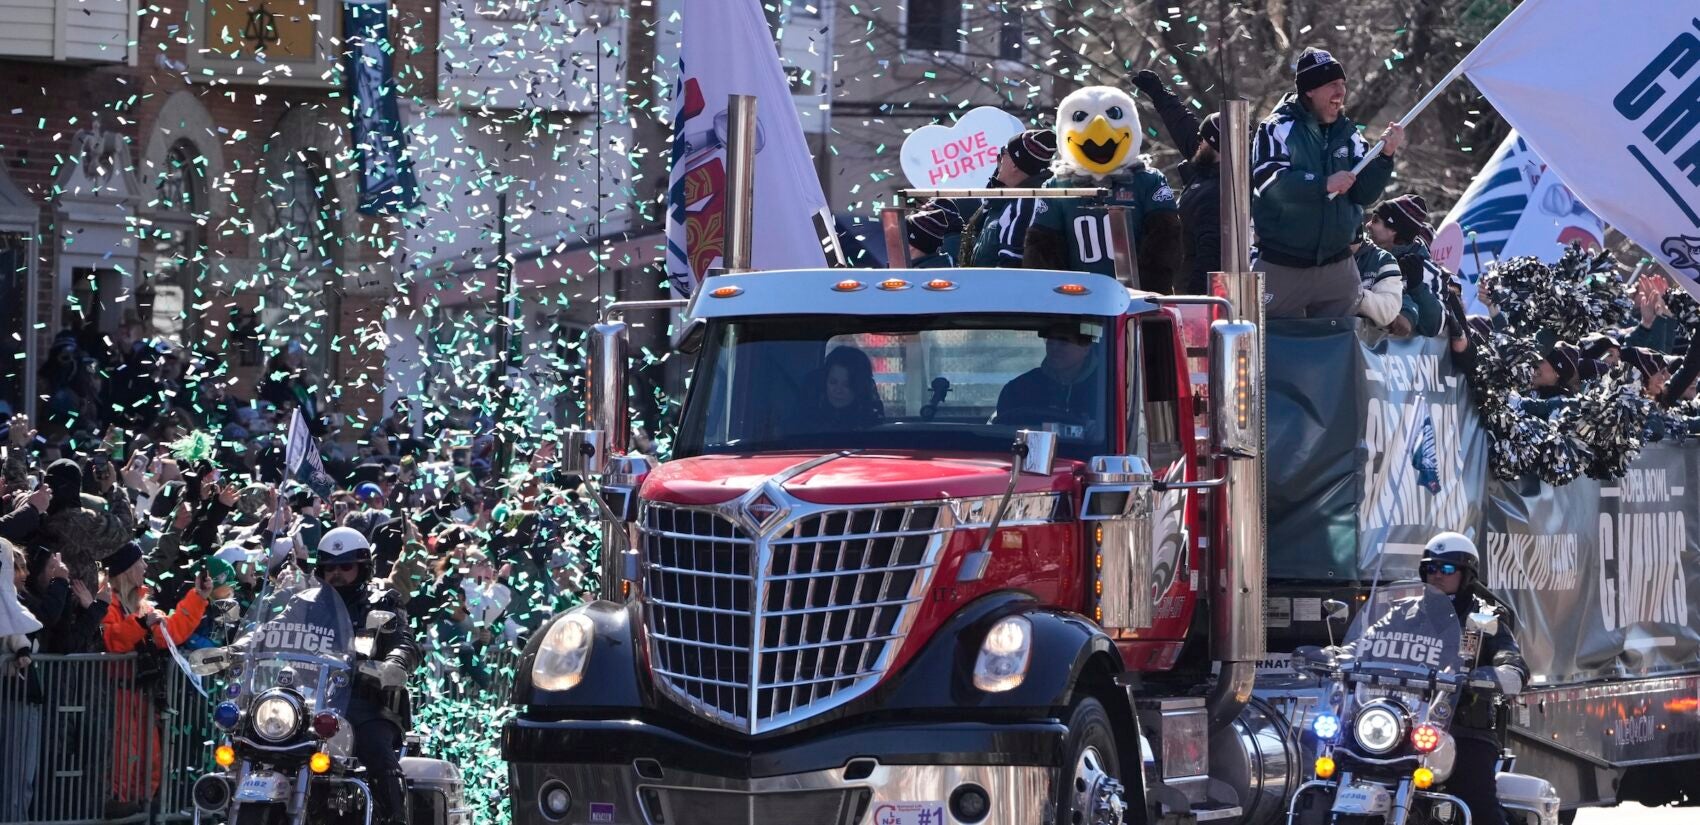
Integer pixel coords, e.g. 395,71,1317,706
1068,115,1134,175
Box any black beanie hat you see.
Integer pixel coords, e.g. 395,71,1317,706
1198,112,1221,151
104,540,144,577
1375,195,1435,246
905,200,963,256
1579,331,1621,361
1296,47,1347,95
1624,346,1665,381
1005,129,1057,177
45,458,82,514
1546,342,1581,386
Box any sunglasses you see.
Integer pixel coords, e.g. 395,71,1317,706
1420,562,1462,576
320,562,360,572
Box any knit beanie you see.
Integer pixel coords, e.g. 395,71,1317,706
104,540,144,577
1578,331,1621,361
45,458,82,514
1005,129,1058,177
1376,195,1435,246
1198,112,1221,151
906,200,963,256
1296,47,1347,95
1545,342,1581,386
1623,346,1666,381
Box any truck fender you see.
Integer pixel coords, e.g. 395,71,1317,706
510,600,646,709
878,592,1126,713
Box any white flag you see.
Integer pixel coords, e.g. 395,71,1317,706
1460,1,1700,295
664,0,831,296
1431,131,1608,315
285,408,311,474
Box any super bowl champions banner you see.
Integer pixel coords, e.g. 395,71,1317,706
1267,321,1700,685
1459,0,1700,296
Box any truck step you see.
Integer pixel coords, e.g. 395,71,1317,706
1191,803,1244,822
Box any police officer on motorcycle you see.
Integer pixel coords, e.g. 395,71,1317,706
315,526,420,825
1419,532,1529,825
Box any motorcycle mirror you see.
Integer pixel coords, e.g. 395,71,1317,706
1467,611,1499,637
1322,599,1349,646
366,610,399,633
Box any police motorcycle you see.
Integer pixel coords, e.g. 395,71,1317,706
187,570,466,825
1286,581,1556,825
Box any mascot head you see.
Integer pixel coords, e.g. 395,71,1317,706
1054,86,1142,179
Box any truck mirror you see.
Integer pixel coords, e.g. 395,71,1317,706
601,454,657,523
1015,430,1058,475
589,322,630,457
1208,319,1261,459
560,429,611,477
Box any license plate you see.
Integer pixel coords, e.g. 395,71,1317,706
870,802,946,825
235,771,288,802
1333,783,1391,815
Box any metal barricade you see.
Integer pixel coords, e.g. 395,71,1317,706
1,653,215,825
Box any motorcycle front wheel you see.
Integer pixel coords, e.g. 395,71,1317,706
233,802,286,825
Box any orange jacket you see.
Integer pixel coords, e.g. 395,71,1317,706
102,588,208,653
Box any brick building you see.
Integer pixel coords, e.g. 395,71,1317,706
0,0,440,434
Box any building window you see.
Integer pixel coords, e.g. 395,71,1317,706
264,149,341,375
906,0,963,52
998,6,1024,61
143,140,205,348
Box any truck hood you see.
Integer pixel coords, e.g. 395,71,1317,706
641,451,1075,507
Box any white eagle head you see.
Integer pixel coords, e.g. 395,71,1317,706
1053,85,1143,179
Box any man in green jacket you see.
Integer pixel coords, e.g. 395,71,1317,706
1252,47,1405,317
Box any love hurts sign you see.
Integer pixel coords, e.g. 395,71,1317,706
900,107,1026,189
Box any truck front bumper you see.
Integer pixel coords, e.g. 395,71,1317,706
503,716,1066,825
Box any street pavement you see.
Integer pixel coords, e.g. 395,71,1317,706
1574,803,1696,824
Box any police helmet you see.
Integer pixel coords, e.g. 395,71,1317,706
1420,531,1479,580
313,526,373,569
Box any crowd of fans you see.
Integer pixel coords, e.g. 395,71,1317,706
0,327,601,819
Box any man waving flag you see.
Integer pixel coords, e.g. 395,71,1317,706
1457,1,1700,295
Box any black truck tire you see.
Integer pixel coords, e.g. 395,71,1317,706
1057,696,1127,825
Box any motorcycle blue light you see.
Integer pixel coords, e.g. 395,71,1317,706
1312,712,1341,740
226,683,241,698
213,702,241,731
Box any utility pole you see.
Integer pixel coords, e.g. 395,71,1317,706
491,189,516,480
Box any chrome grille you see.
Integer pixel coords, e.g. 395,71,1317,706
642,499,947,733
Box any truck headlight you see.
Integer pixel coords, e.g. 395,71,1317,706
973,615,1033,693
533,612,595,691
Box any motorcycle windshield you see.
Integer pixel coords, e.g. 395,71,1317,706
238,570,355,713
1341,581,1465,677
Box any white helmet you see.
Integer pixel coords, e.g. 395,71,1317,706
1421,531,1479,578
314,526,372,567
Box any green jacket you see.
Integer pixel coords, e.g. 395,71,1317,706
1251,96,1395,266
1027,169,1179,277
1389,240,1445,337
960,171,1051,267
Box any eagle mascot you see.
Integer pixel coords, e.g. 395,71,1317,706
1023,85,1185,293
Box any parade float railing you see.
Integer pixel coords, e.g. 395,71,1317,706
0,653,215,825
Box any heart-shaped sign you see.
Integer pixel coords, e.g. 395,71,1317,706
900,106,1026,190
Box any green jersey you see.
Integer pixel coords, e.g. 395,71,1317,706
1029,169,1179,276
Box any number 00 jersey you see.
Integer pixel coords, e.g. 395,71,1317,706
1030,168,1179,276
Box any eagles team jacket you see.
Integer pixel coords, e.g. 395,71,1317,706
1251,95,1395,267
1026,168,1179,277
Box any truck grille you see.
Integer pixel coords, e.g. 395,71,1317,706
642,500,947,733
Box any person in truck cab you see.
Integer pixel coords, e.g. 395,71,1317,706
791,346,884,432
1420,532,1529,825
994,324,1104,432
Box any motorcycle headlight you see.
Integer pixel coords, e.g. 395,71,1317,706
251,692,302,742
972,615,1033,693
533,612,595,692
1353,703,1405,754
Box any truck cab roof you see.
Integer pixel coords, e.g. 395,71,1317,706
688,268,1158,320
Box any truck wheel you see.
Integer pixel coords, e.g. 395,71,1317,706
1057,696,1128,825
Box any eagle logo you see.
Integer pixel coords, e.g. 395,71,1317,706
1662,234,1700,274
1410,415,1441,495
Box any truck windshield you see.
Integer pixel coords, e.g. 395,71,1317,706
675,313,1114,460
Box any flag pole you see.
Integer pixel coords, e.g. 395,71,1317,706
1327,59,1470,201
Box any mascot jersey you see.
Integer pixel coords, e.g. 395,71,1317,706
1025,85,1181,282
1030,169,1176,276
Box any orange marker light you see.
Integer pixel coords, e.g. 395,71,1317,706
214,744,236,767
1413,767,1435,789
310,752,332,774
833,279,865,292
878,278,911,291
1314,756,1335,779
1055,283,1090,296
923,279,956,291
709,285,743,298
